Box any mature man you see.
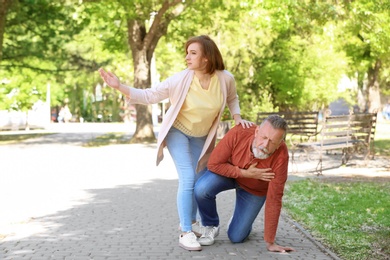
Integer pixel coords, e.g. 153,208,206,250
194,115,295,253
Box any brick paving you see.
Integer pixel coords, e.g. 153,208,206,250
0,123,357,259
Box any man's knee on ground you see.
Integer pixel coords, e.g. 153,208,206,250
228,235,246,244
228,231,248,243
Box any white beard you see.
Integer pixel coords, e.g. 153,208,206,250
252,145,270,159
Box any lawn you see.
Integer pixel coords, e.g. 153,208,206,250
373,119,390,156
0,132,55,144
82,132,131,147
284,178,390,260
283,120,390,260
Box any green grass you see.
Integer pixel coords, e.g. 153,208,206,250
374,139,390,156
0,133,55,144
82,132,131,147
374,120,390,156
284,178,390,260
0,131,131,147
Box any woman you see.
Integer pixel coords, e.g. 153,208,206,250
98,35,252,251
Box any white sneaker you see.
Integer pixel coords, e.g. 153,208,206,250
178,222,205,237
179,232,202,251
197,226,220,246
192,221,205,237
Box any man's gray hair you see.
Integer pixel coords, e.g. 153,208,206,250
261,115,288,139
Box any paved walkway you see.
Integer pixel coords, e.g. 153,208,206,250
1,123,387,260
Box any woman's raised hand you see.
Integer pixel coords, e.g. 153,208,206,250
98,68,120,89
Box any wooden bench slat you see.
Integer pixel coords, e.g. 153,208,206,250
256,111,320,144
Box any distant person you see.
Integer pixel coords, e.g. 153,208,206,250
51,108,58,122
383,102,390,120
195,115,295,253
57,105,72,123
98,35,252,251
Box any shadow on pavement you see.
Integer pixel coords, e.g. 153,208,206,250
0,128,343,259
0,178,316,260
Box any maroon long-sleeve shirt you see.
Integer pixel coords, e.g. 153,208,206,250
207,124,289,243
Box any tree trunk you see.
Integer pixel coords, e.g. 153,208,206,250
131,48,156,143
367,59,381,113
126,0,186,143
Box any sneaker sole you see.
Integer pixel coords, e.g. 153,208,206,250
179,243,202,251
198,239,215,246
198,230,219,246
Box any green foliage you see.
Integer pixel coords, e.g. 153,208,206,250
284,178,390,260
1,0,92,112
1,0,390,122
336,0,390,86
0,66,47,111
243,2,349,111
154,36,186,82
162,0,356,118
3,0,88,64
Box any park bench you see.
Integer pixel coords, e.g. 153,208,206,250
292,112,377,175
256,111,320,146
217,121,232,139
218,111,320,141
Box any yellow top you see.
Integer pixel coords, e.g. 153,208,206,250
173,75,223,137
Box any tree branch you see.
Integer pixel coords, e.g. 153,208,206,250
0,64,78,72
146,0,186,51
1,54,106,73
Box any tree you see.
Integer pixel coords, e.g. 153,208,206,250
126,0,190,143
3,0,389,129
0,0,93,115
88,0,221,143
203,1,348,118
336,0,390,112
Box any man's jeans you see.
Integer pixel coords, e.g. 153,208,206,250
166,127,207,232
195,170,266,243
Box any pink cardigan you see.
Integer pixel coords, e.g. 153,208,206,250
127,69,241,172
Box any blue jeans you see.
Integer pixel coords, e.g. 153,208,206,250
195,170,266,243
166,127,207,232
